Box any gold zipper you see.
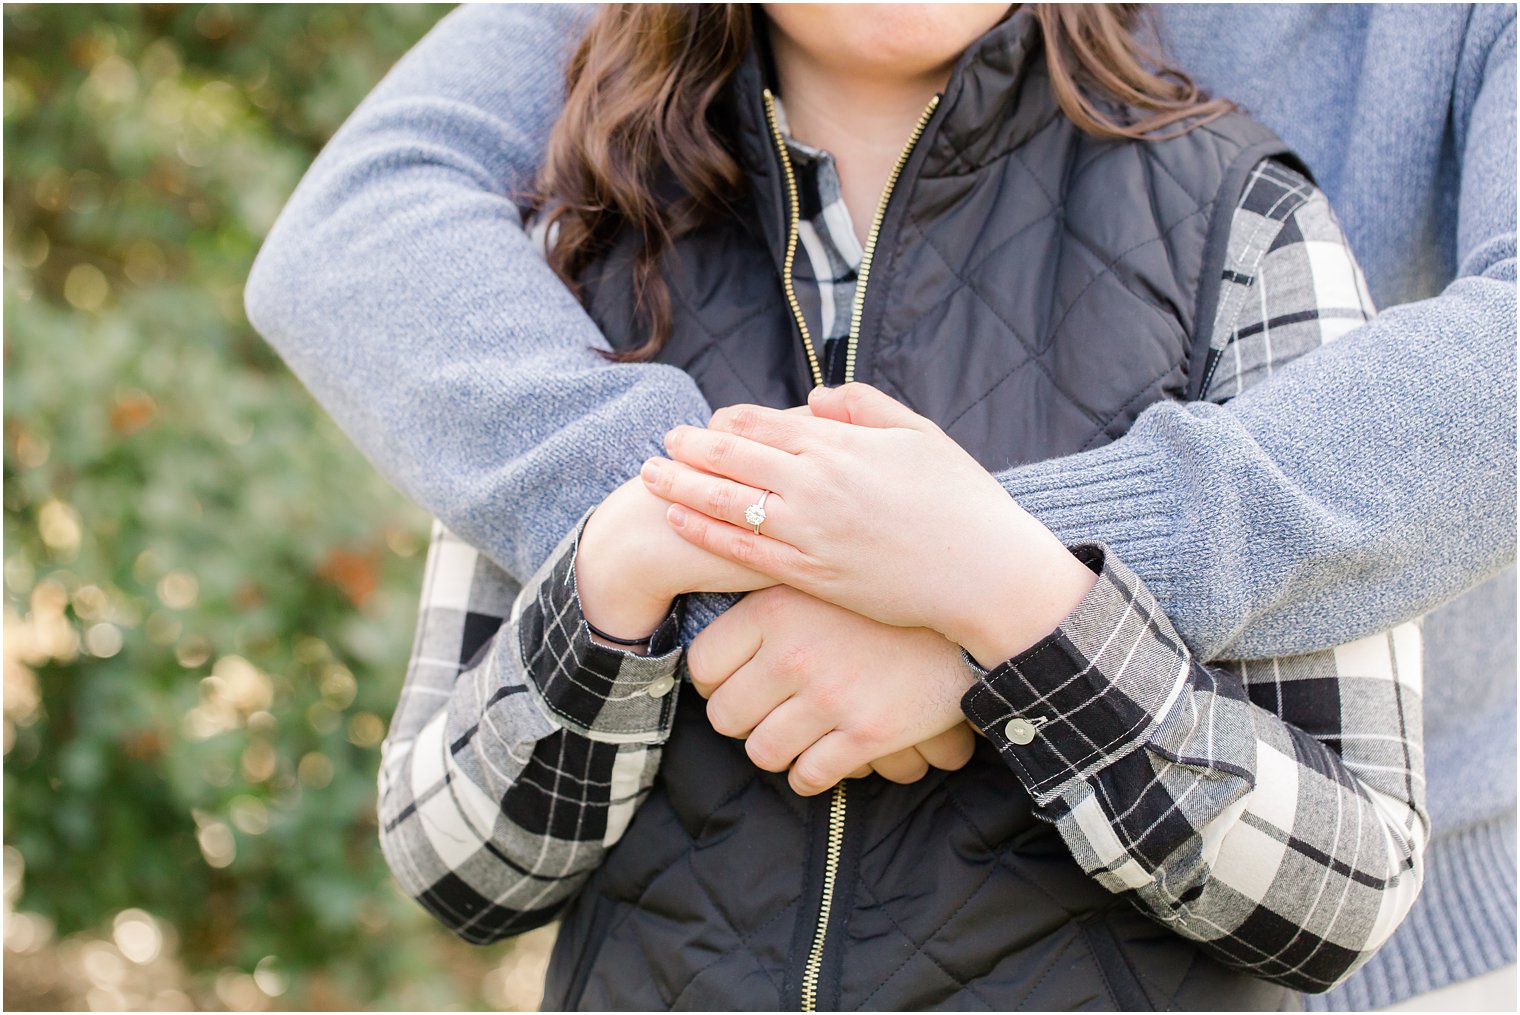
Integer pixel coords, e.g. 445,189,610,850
760,90,941,1011
844,93,940,384
762,90,941,387
762,88,825,389
800,782,847,1012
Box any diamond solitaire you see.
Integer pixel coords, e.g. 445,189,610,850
745,491,770,534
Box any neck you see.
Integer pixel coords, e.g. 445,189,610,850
769,38,949,244
770,52,946,159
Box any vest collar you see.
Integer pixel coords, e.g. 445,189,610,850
729,9,1059,269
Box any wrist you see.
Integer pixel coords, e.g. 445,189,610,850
954,531,1098,670
576,504,677,643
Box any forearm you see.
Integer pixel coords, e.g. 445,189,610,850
1000,270,1515,660
1000,125,1515,662
246,4,712,579
379,518,682,942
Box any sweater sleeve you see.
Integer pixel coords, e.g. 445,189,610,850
998,18,1517,661
249,3,1513,661
243,4,712,582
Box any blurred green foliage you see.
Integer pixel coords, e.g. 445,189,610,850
3,5,554,1009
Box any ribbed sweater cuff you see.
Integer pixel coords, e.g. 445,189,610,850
1306,818,1518,1011
999,443,1190,608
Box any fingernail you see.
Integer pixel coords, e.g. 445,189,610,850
640,458,663,481
668,505,687,528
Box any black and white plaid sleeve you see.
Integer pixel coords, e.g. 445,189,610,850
1196,159,1378,402
377,510,682,943
960,160,1426,993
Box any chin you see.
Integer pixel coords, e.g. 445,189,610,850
764,2,1012,80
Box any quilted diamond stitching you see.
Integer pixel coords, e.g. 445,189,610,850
875,218,1101,438
601,770,809,1006
898,191,1213,440
665,770,817,1003
669,282,777,405
853,780,1088,1009
852,874,998,1010
891,224,1113,437
880,141,1212,442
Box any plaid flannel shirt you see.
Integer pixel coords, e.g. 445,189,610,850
378,146,1426,992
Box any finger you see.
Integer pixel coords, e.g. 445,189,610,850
686,601,764,698
867,747,931,785
789,730,866,797
914,724,977,771
807,382,936,433
641,458,796,541
845,765,872,779
706,403,841,453
666,504,813,586
744,697,832,773
663,424,795,491
704,656,795,739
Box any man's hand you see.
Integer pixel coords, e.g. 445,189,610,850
687,584,977,796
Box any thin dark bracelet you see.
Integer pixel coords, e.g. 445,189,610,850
585,619,654,647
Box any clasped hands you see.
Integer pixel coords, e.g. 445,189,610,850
577,383,1097,796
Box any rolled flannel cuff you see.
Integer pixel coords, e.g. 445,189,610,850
515,511,684,745
959,544,1193,804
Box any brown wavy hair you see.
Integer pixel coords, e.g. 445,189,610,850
537,4,1232,361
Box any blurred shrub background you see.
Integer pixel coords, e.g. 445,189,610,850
4,5,558,1009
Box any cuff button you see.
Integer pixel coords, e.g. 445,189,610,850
1004,716,1046,746
645,675,676,699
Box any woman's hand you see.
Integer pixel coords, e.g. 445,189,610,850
641,383,1096,666
575,475,776,644
687,583,978,796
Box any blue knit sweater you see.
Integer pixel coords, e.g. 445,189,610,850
245,5,1517,1008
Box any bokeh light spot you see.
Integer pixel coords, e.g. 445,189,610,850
4,556,36,595
229,796,269,836
156,569,197,610
213,969,263,1012
346,712,384,749
254,955,287,998
81,941,127,986
305,702,339,736
297,751,333,789
71,584,109,621
213,655,273,712
195,818,235,869
84,623,123,658
174,634,212,669
292,636,329,664
63,263,110,311
3,845,24,902
318,663,356,709
240,740,276,783
111,910,162,965
13,428,50,468
38,500,82,555
84,54,137,104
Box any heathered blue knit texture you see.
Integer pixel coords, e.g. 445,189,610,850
245,5,1517,1007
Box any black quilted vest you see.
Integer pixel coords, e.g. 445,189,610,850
542,13,1305,1012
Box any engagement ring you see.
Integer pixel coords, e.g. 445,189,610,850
745,491,771,535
